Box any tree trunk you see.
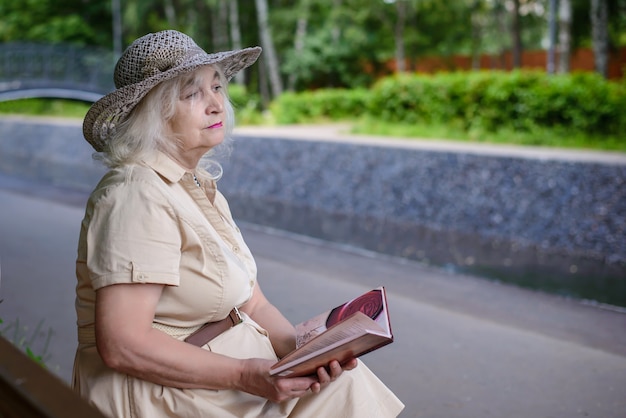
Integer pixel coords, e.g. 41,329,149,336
164,0,177,27
186,0,204,40
558,0,572,73
493,1,508,69
394,0,407,73
229,0,245,85
470,0,482,70
211,0,229,52
255,0,283,98
258,55,271,109
111,0,123,59
331,0,342,45
287,0,310,91
511,0,522,68
590,0,609,78
547,0,558,74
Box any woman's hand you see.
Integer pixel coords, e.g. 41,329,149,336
309,358,358,393
239,359,318,403
239,357,359,402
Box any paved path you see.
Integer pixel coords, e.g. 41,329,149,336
1,181,626,418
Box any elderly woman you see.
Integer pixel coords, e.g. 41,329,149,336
72,30,404,417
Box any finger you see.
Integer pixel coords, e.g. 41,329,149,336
316,365,331,384
342,358,358,371
290,386,312,399
328,360,343,379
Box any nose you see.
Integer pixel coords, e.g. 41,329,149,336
206,91,224,114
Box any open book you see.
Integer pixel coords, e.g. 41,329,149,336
269,286,394,377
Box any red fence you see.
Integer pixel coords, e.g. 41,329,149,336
387,47,626,79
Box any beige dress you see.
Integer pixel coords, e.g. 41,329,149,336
72,151,404,418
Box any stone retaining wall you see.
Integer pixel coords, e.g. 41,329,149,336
1,117,624,305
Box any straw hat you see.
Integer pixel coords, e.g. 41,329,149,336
83,30,262,152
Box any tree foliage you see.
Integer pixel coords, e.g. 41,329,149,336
0,0,110,45
0,0,624,92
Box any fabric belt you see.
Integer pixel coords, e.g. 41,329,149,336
184,307,244,347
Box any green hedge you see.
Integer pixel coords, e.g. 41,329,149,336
270,88,370,124
267,71,626,138
368,70,626,136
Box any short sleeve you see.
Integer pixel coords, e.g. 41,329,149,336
86,180,181,290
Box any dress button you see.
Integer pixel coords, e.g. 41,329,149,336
233,245,240,253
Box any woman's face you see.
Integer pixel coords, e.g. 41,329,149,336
167,66,225,170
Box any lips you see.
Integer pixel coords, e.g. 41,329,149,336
207,122,223,129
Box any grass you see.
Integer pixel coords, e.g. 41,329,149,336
0,98,90,119
1,98,624,152
0,316,52,368
352,117,626,152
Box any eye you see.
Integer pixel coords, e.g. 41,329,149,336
182,88,202,100
212,84,223,93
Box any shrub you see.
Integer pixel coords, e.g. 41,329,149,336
368,70,626,138
270,88,369,124
260,70,624,149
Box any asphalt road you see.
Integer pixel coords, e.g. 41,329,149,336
1,180,625,418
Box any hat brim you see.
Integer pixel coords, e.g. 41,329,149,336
83,46,261,152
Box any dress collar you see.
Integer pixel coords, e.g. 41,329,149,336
144,151,217,202
144,151,188,184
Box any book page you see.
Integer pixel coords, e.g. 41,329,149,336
285,312,384,363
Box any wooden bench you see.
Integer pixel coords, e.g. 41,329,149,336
0,336,106,418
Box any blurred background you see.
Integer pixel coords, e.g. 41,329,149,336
0,0,625,150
